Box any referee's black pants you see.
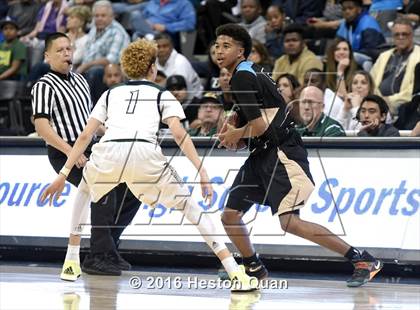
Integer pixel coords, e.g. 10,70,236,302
47,145,140,255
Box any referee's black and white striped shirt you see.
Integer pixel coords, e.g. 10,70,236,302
31,70,92,142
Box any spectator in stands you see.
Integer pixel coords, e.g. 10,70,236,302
77,0,130,103
66,5,91,69
218,67,234,109
196,0,238,52
68,0,95,6
20,0,68,67
369,0,403,35
272,24,323,83
188,92,224,136
238,0,266,43
357,94,400,136
276,73,301,122
166,74,199,126
129,0,196,43
21,0,68,42
155,70,167,87
336,70,375,130
112,0,146,18
0,1,8,20
394,62,420,130
103,63,123,88
156,33,203,101
6,0,42,38
276,73,300,103
401,0,420,25
325,37,358,98
0,18,27,80
295,85,346,136
248,39,273,72
26,5,92,83
192,41,220,92
265,4,285,59
273,0,327,25
336,0,385,70
306,0,342,35
303,68,344,120
370,17,420,115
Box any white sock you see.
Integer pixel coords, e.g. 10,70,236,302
221,256,240,274
65,245,80,264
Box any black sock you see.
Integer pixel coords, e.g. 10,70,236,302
242,253,259,265
345,247,362,261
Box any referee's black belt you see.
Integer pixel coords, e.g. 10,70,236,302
103,138,153,144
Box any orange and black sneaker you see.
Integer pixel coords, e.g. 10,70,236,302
347,251,383,287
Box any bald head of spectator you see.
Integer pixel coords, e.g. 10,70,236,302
92,0,114,31
392,18,414,53
103,64,123,88
299,86,325,129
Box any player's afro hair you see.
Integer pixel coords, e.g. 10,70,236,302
120,39,157,80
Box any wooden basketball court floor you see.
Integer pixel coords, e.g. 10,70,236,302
1,264,419,310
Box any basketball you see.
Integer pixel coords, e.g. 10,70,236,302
218,111,247,150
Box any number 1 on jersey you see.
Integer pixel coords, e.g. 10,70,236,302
126,90,140,114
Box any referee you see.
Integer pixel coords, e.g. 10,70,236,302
32,32,140,276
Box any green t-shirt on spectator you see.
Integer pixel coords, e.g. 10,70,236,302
0,38,27,78
188,126,217,137
296,113,346,137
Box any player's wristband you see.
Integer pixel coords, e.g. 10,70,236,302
59,166,71,179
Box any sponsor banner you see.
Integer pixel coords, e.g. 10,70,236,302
0,152,419,250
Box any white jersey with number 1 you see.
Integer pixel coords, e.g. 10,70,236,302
90,80,185,143
83,80,189,206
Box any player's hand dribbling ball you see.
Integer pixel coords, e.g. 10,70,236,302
217,111,246,150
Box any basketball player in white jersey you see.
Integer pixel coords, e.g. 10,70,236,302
41,39,257,292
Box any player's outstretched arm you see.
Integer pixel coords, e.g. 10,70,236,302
41,118,102,205
165,116,213,205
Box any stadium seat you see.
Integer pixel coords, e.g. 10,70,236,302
0,80,26,135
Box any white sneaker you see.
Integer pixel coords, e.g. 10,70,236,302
60,260,81,282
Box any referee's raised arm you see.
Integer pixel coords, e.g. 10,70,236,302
31,32,92,185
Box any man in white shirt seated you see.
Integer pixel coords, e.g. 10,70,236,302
155,33,204,101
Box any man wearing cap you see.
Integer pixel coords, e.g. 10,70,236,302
188,92,224,137
0,18,27,80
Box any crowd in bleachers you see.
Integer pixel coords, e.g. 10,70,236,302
0,0,419,137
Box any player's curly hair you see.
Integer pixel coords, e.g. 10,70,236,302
215,23,252,58
120,39,157,80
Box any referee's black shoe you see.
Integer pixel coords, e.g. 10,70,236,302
82,254,121,276
109,252,132,271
